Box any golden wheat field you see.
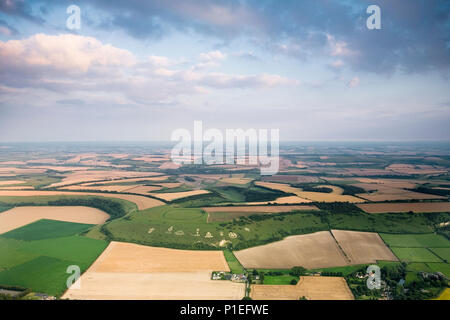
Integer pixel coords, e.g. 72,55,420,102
149,190,210,201
0,206,109,234
62,242,245,300
250,276,354,300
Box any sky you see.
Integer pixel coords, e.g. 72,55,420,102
0,0,449,142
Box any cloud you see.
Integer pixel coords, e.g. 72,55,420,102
2,1,448,75
82,0,450,75
0,33,297,108
348,77,360,88
0,33,135,76
0,0,44,24
0,19,18,35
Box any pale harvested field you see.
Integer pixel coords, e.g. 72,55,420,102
61,185,144,193
202,205,318,213
0,180,25,186
132,156,169,162
250,276,354,300
0,161,26,165
65,154,97,164
0,190,164,210
83,176,169,186
295,191,364,203
149,190,210,201
0,186,34,190
255,181,302,194
0,167,46,174
331,230,398,265
188,174,229,180
88,242,230,273
246,196,312,205
158,162,181,169
255,181,363,203
79,160,114,167
262,175,320,183
123,185,163,195
30,166,95,172
63,271,245,300
221,177,253,185
357,202,450,213
27,158,60,164
0,206,109,234
62,242,244,300
46,170,162,188
234,232,349,269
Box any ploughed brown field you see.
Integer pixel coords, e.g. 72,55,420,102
62,242,245,300
0,190,164,210
357,202,450,213
234,231,349,269
0,206,109,234
234,230,398,269
250,276,354,300
331,230,398,265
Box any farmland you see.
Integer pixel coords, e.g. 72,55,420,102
331,230,398,264
0,206,109,234
0,221,107,296
0,190,163,210
235,230,398,270
250,276,354,300
62,242,245,300
234,232,349,269
357,202,450,213
0,142,449,300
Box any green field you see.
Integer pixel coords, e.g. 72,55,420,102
2,219,95,241
0,195,137,215
223,250,245,274
427,263,450,277
391,247,443,263
207,211,272,223
328,212,434,234
380,233,450,248
406,262,432,273
95,204,326,250
0,220,108,296
0,204,12,213
429,248,450,262
263,275,298,285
